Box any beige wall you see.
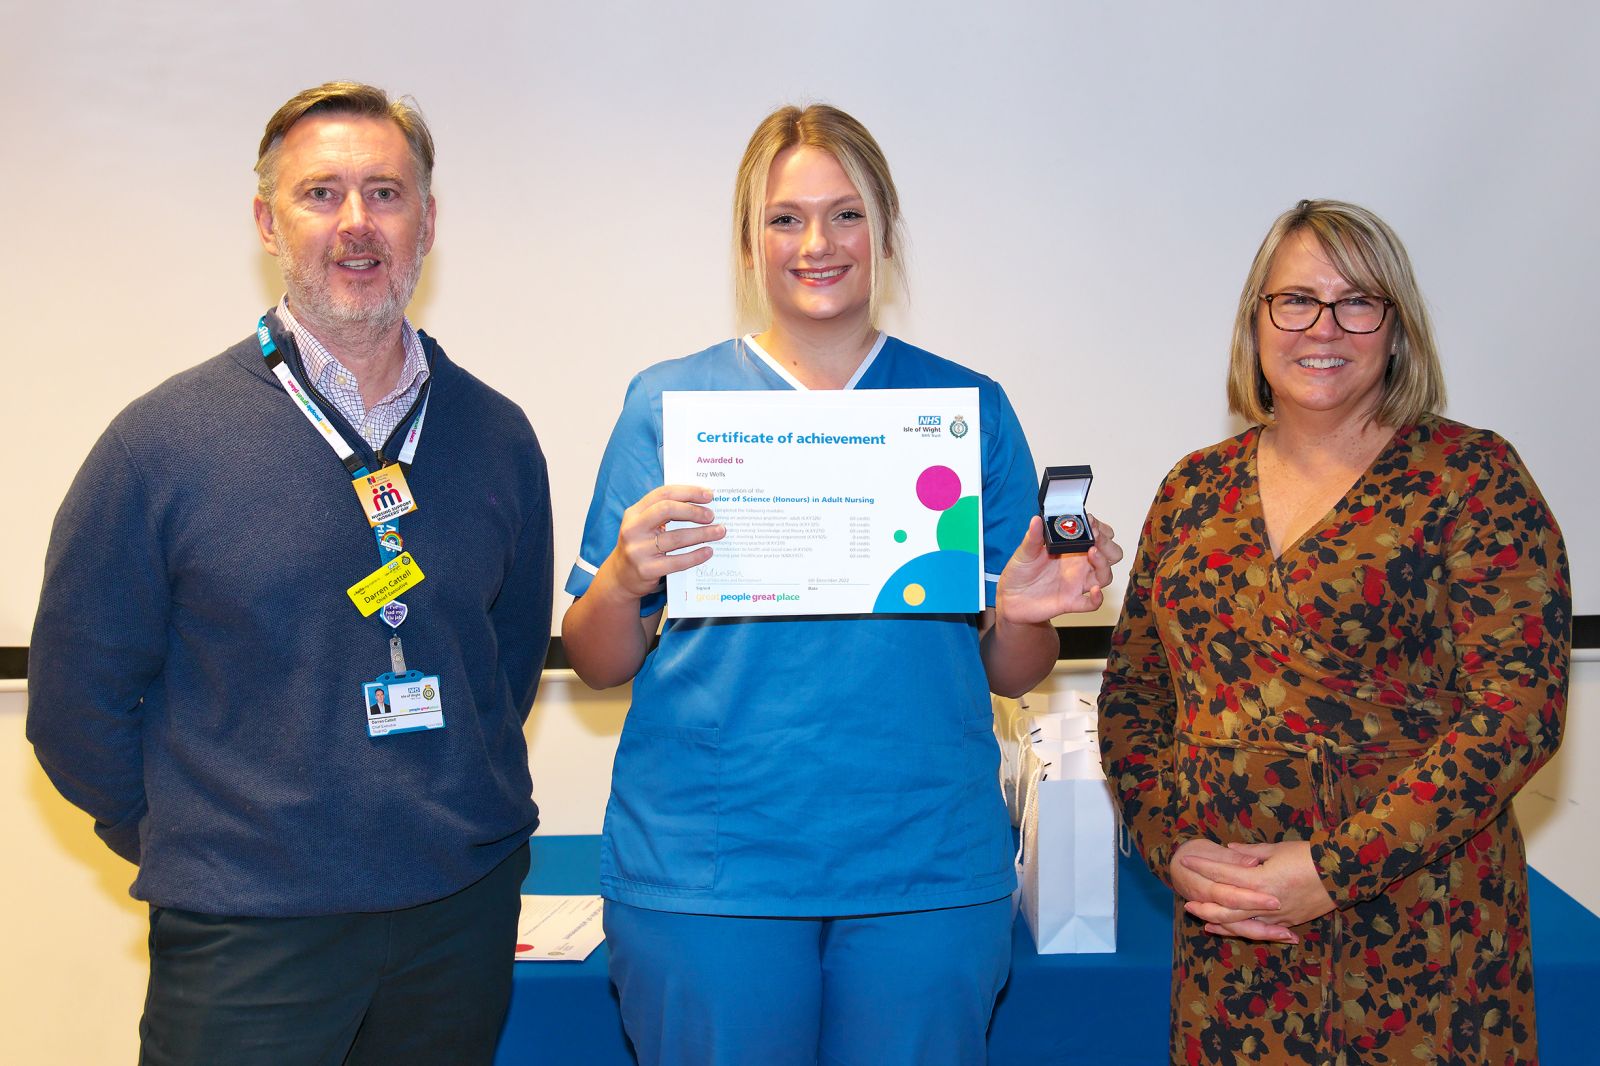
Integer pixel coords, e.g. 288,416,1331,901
6,658,1597,1064
3,687,147,1064
5,2,1600,654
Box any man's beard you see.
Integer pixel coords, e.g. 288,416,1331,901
276,228,428,331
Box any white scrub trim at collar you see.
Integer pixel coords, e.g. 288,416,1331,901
741,332,887,391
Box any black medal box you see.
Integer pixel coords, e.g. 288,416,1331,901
1038,465,1094,555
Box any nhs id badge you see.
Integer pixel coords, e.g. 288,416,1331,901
363,671,445,738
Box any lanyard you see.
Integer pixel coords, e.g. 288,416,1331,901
255,317,429,482
257,315,430,672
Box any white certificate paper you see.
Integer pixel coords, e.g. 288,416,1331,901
513,895,605,962
662,388,983,618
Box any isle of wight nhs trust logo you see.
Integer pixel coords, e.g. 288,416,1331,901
907,414,956,439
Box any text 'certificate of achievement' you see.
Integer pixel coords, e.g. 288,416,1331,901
662,388,982,618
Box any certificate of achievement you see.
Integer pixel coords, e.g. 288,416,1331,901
662,388,983,618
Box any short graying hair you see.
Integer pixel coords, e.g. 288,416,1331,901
255,82,435,203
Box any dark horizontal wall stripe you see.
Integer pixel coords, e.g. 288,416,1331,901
5,618,1600,680
1058,626,1112,660
544,639,572,672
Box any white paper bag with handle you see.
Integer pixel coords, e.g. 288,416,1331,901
993,692,1096,824
1014,729,1119,953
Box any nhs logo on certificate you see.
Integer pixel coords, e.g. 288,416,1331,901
661,388,982,618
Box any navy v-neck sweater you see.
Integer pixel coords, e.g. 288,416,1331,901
28,314,553,916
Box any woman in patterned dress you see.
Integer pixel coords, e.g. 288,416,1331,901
1099,199,1569,1065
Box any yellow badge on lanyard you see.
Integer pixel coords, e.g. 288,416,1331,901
353,464,418,526
347,552,426,617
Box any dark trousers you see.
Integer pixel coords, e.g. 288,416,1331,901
139,843,530,1066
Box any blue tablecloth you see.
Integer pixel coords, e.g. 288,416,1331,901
498,836,1600,1065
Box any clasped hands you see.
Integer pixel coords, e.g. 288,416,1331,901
1171,838,1336,944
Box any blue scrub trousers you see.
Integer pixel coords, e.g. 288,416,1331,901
605,896,1013,1066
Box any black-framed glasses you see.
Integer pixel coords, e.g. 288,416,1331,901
1259,292,1392,334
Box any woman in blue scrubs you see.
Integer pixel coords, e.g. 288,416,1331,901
562,104,1122,1066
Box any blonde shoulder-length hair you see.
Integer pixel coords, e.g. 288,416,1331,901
1227,199,1445,427
732,104,906,332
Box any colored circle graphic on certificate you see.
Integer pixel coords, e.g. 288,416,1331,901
872,549,981,613
936,495,980,555
894,529,907,543
916,466,961,511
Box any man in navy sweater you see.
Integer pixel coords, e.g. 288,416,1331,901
27,83,553,1064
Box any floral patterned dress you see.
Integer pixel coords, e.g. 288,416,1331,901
1099,415,1569,1065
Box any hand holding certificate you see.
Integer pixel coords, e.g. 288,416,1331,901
606,483,727,598
661,388,984,618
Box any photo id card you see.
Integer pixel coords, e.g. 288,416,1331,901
363,671,445,738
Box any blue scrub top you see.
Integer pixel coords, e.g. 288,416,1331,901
568,335,1038,916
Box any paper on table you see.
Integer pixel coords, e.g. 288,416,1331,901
513,895,605,962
